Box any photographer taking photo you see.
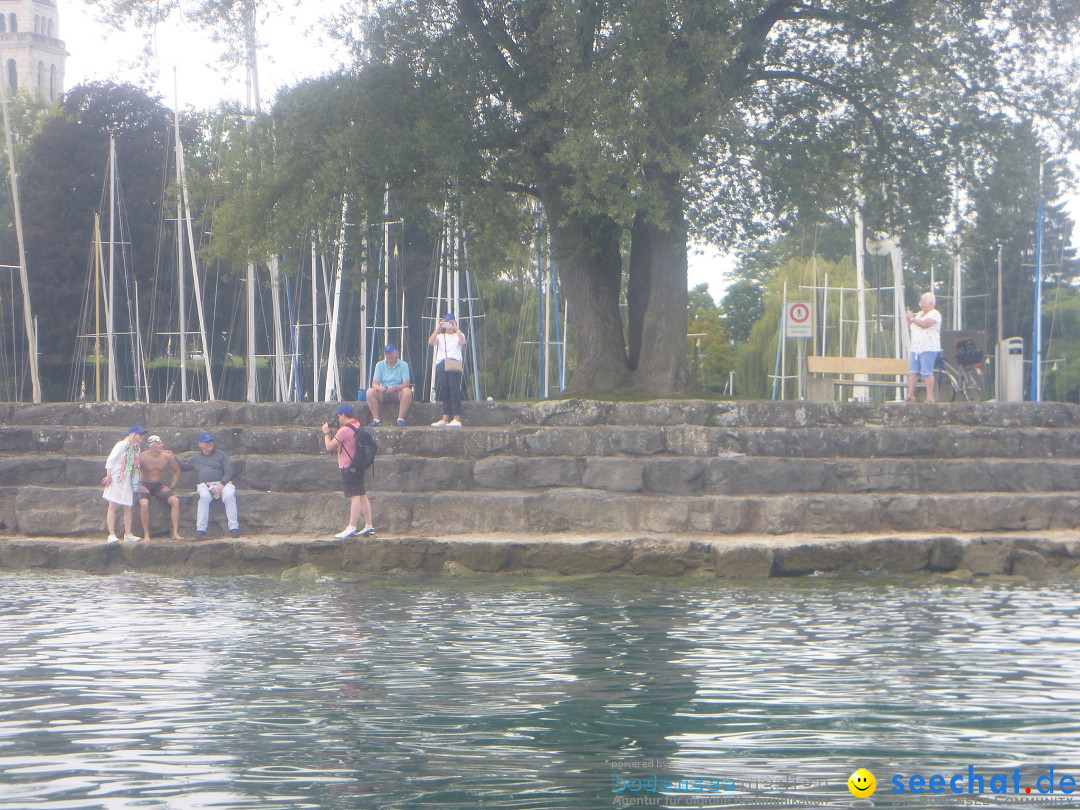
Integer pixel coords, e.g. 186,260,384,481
428,313,467,427
322,404,375,539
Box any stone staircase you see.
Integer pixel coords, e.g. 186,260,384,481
2,399,1079,577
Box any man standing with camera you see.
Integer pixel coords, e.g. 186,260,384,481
365,343,412,427
428,313,467,427
322,404,376,539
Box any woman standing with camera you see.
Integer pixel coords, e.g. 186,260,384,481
428,313,467,427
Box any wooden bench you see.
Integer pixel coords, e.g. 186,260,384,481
804,356,915,402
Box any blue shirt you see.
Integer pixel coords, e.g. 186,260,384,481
373,358,410,388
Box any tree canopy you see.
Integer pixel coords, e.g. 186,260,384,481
75,0,1080,397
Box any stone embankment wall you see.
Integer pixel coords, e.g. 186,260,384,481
2,399,1079,579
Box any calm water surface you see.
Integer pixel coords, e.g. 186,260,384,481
1,573,1080,809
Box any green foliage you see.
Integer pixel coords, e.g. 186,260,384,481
1,82,173,363
78,0,1080,397
719,279,763,347
735,255,854,400
687,283,734,392
1040,287,1080,404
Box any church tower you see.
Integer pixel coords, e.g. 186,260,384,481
0,0,66,101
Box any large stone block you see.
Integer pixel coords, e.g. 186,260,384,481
510,537,632,575
472,457,520,489
581,458,644,492
713,543,774,577
628,537,711,576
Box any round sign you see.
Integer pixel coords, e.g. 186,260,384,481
789,303,810,323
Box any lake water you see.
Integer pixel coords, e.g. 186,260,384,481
2,572,1080,810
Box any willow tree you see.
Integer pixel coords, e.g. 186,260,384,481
89,0,1080,394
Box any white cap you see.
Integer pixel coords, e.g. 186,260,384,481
147,435,162,445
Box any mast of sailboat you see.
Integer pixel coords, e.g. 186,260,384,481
323,198,347,400
172,81,216,400
244,0,260,403
174,101,188,400
311,241,320,399
1031,162,1044,403
94,213,102,401
107,137,118,401
382,185,390,348
0,67,41,401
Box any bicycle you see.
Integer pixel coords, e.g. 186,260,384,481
935,338,984,402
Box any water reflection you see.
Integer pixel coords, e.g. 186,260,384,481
1,574,1080,809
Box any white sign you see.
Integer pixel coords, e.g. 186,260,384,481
786,302,813,339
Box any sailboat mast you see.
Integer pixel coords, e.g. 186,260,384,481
244,0,261,403
107,137,118,402
174,105,188,401
1031,163,1044,403
311,240,320,400
176,131,216,400
323,198,348,401
94,213,102,401
0,69,40,401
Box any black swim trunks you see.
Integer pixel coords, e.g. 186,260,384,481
139,481,175,504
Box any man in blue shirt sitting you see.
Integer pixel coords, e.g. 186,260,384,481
365,344,413,427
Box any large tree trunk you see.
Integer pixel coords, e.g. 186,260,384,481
542,190,629,393
626,172,690,394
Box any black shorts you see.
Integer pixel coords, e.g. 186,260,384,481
341,466,366,497
139,481,175,504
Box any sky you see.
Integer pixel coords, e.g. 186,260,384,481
56,1,1076,307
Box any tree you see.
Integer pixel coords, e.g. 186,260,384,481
719,280,764,348
1,82,173,394
687,284,734,393
87,0,1080,396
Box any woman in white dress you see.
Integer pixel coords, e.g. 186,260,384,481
101,426,147,542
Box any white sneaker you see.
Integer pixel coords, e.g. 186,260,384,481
107,534,119,543
358,525,375,537
335,525,357,539
123,534,140,542
431,419,449,427
448,418,462,427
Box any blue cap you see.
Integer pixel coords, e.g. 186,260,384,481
384,343,397,353
443,313,456,322
128,426,148,435
336,404,354,416
198,432,214,442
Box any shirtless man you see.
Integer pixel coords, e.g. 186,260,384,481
138,435,184,541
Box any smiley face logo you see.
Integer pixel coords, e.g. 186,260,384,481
848,768,876,797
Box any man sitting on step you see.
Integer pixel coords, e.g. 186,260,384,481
179,432,240,540
365,344,412,427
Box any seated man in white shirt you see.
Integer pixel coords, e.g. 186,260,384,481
365,344,413,427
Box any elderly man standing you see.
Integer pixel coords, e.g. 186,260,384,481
365,343,412,427
179,432,240,540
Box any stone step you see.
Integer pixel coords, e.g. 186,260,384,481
4,454,1080,496
3,531,1078,578
4,423,1080,460
4,399,1080,430
10,485,1079,538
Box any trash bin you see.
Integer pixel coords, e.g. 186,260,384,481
997,337,1024,402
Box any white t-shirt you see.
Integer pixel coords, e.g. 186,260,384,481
909,308,942,354
434,332,464,364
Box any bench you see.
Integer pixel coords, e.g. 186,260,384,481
804,356,915,402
